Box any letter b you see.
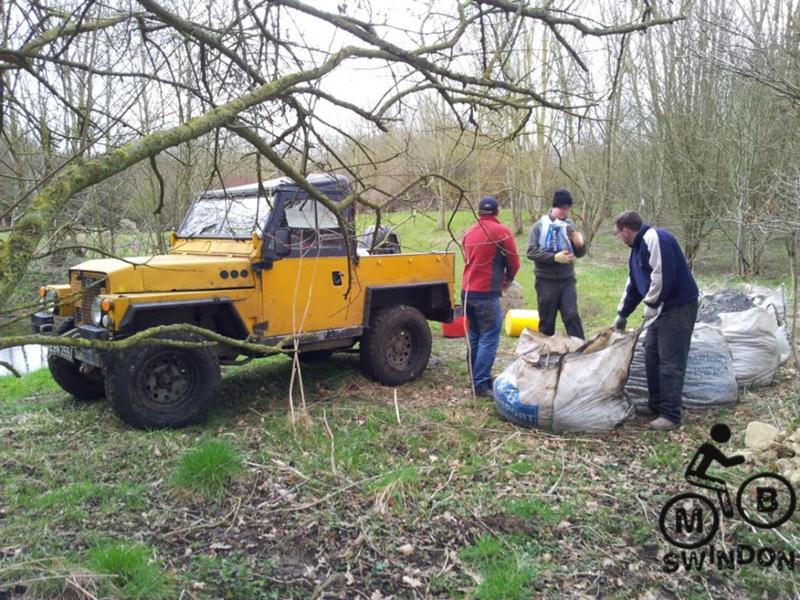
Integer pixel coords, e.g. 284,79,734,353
756,487,778,513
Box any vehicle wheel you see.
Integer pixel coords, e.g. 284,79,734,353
47,319,105,400
105,334,220,429
297,349,335,363
360,305,431,386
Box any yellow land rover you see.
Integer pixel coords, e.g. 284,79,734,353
32,174,456,428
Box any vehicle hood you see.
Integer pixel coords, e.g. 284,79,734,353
70,254,255,293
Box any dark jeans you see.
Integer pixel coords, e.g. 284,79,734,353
464,296,503,391
535,277,585,339
645,300,699,424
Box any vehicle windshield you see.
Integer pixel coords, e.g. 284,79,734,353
178,195,271,238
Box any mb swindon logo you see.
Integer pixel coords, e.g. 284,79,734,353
658,423,797,573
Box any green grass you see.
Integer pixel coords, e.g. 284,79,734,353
460,535,541,600
19,481,147,528
0,367,60,407
172,439,244,499
87,541,174,599
502,497,574,526
366,465,421,512
476,560,540,600
642,441,687,471
460,534,506,564
187,553,277,600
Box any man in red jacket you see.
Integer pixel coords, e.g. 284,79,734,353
462,196,520,397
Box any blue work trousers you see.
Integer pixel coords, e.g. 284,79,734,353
464,296,503,392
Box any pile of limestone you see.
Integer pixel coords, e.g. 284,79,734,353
739,421,800,484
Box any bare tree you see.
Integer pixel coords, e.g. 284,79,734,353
0,0,683,306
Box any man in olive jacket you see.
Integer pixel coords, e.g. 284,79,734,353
526,189,587,339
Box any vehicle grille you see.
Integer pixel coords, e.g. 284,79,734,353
71,272,107,324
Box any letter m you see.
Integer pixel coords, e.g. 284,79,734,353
675,507,704,534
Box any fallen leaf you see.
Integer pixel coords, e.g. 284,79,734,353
209,542,231,551
402,575,423,588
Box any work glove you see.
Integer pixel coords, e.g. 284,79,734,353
644,304,660,321
554,250,575,264
613,315,627,331
569,228,585,249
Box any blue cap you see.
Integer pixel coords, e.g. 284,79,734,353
478,196,499,214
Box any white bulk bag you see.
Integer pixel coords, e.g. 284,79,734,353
719,307,780,388
625,324,738,409
745,283,787,325
744,284,790,365
493,329,636,433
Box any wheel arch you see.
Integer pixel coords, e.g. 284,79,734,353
116,298,249,339
363,282,453,325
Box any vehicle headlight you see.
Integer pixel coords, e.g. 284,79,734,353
38,288,58,315
91,297,103,325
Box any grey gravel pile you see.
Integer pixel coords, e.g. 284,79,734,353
696,289,754,324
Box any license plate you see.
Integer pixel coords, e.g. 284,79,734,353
48,344,74,361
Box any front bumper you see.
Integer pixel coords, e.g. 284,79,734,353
77,324,111,340
31,312,55,334
32,316,110,368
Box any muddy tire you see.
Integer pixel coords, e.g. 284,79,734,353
360,305,431,385
47,320,105,400
105,334,220,429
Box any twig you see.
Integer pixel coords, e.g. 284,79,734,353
224,496,243,533
275,474,382,513
288,340,299,425
0,360,21,377
393,388,401,426
322,408,337,477
163,499,242,538
486,431,520,456
64,573,101,600
358,520,388,560
425,547,452,599
546,450,566,495
310,570,342,600
429,467,457,501
264,458,310,481
469,508,516,552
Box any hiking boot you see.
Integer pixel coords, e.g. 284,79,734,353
635,405,657,418
649,417,679,431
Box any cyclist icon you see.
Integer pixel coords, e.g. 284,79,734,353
684,423,745,518
659,423,796,550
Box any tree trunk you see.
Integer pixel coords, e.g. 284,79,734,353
788,231,800,383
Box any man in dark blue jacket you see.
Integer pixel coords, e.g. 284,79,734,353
612,211,699,431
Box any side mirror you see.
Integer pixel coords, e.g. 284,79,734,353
274,227,291,256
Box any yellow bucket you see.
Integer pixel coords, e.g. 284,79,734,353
504,309,540,337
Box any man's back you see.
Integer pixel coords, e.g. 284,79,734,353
463,216,519,296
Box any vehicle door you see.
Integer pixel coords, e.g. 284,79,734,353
260,191,362,338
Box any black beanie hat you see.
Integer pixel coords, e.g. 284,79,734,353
552,188,573,208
